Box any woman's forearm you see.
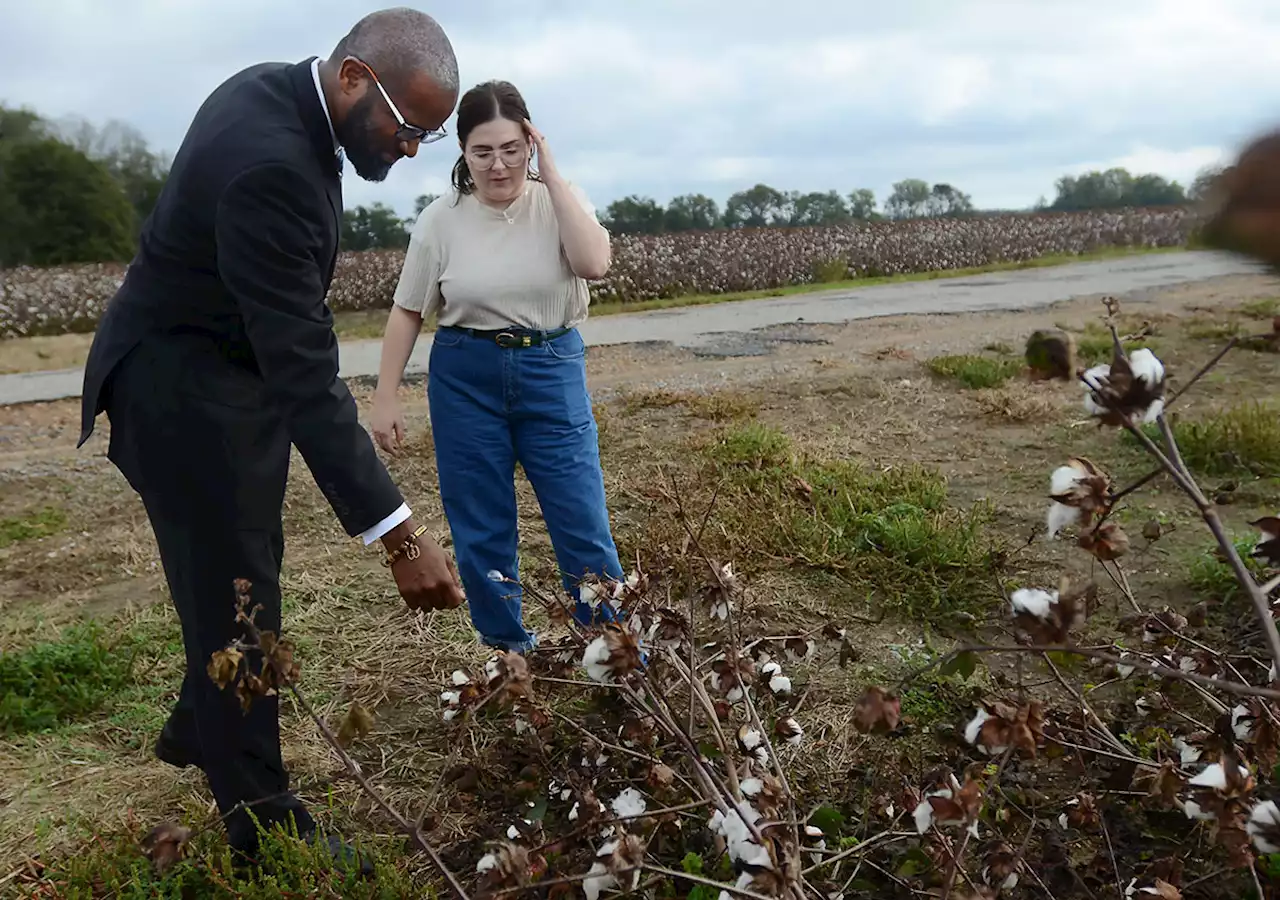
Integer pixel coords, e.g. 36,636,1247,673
375,305,423,402
544,175,611,280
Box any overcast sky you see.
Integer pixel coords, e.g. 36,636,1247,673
2,0,1275,218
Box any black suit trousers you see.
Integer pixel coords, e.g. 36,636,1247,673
103,335,314,853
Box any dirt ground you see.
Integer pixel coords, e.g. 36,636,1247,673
1,273,1278,893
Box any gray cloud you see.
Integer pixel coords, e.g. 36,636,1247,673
1,0,1273,216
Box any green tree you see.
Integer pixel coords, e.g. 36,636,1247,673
61,118,169,229
341,202,411,251
925,183,975,217
0,137,137,266
847,188,877,220
884,179,932,219
1049,167,1185,211
0,106,45,143
663,193,720,231
602,195,665,234
790,190,851,226
724,183,785,228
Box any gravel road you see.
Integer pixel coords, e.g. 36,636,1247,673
0,250,1264,406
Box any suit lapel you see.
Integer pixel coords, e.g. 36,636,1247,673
285,58,345,288
324,176,342,288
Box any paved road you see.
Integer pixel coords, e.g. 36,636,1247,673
0,250,1266,406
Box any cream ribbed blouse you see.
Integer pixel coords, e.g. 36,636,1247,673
391,180,599,331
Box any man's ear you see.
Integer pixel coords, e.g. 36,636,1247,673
336,57,369,97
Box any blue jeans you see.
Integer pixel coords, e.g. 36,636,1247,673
427,326,624,652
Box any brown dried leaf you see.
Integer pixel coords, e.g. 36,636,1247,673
337,702,375,748
1218,823,1255,869
647,763,675,792
259,633,299,688
1145,880,1183,900
1078,520,1130,561
141,821,192,874
1065,793,1099,830
1147,761,1183,808
953,775,984,821
206,648,242,691
853,686,901,734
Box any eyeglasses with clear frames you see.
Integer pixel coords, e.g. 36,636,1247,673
466,144,529,171
349,56,448,146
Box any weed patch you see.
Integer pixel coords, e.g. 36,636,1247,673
23,823,420,899
1240,297,1280,319
925,354,1022,390
698,424,996,619
1171,401,1280,478
1184,317,1244,341
0,621,136,735
1185,537,1268,602
0,506,66,548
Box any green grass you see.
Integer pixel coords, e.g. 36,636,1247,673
1171,401,1280,478
1186,537,1268,602
925,354,1023,390
1184,318,1246,342
332,245,1184,340
1240,298,1280,320
22,822,425,899
0,621,137,735
1074,323,1161,366
699,424,996,619
0,505,66,548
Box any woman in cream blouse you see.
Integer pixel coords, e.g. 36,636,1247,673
371,80,623,653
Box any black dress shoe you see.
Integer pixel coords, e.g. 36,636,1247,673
154,724,202,769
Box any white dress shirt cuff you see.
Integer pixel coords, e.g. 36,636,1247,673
359,503,412,545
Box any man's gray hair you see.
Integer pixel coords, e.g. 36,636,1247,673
331,7,459,94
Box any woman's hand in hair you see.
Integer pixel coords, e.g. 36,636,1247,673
522,118,559,183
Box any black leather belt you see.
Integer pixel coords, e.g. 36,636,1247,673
447,326,572,348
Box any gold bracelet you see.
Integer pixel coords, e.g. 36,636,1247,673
381,524,429,568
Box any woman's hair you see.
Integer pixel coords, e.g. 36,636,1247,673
450,80,539,196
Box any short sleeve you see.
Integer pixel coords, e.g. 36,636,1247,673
392,201,444,316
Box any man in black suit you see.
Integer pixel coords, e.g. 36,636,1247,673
78,7,465,870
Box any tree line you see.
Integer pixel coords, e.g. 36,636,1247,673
0,102,1223,264
0,106,169,267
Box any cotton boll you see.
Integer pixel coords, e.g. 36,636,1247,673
610,787,647,819
583,636,613,683
1129,349,1165,386
1010,588,1056,620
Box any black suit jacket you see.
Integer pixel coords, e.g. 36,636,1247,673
79,58,404,537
